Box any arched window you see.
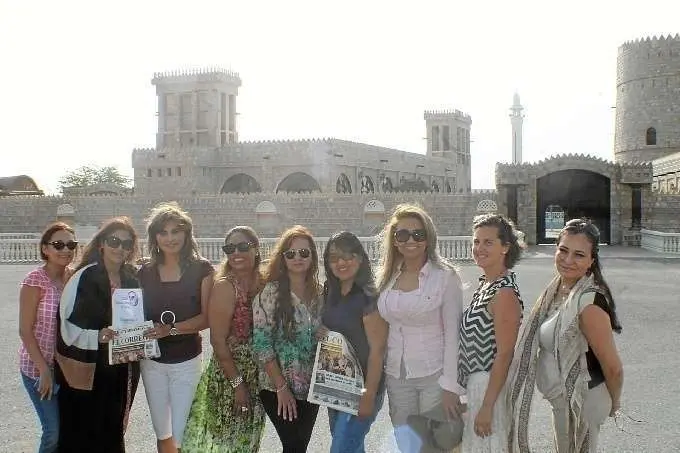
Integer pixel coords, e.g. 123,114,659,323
646,127,657,146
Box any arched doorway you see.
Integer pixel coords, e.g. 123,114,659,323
221,173,262,193
536,169,611,244
276,172,321,193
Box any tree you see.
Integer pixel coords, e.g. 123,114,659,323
58,165,132,191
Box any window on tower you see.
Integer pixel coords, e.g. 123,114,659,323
646,127,657,146
432,126,440,152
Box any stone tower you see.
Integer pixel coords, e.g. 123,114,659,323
152,68,242,149
510,92,524,164
614,35,680,162
424,109,472,190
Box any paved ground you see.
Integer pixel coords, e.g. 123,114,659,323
2,254,679,452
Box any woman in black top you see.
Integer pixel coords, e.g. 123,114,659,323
320,232,388,453
55,216,141,453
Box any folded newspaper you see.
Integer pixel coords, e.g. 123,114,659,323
108,288,160,365
307,330,365,415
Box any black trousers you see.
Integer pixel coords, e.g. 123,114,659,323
259,390,319,453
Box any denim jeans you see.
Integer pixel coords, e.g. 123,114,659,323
328,390,385,453
21,372,59,453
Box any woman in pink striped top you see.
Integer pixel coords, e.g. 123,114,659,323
18,222,77,453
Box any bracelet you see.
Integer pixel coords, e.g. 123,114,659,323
229,375,244,389
275,382,288,393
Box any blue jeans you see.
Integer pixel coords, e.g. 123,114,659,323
328,391,385,453
21,372,59,453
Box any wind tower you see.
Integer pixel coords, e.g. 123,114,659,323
510,92,524,164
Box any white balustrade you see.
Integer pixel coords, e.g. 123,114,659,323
640,229,680,254
0,236,474,264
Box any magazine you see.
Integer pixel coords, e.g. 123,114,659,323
307,330,365,415
108,288,160,365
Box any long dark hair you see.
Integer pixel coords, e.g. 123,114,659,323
75,217,139,276
558,218,622,333
264,225,320,340
323,231,377,303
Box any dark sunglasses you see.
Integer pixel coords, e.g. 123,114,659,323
104,236,134,251
283,248,311,260
47,240,79,251
394,228,427,243
222,241,254,255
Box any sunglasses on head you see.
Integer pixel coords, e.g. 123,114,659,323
222,241,254,255
283,248,311,260
104,236,134,251
394,228,427,243
47,240,79,251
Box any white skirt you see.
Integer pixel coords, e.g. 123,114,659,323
462,371,509,453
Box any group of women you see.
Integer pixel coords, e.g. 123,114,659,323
18,201,624,453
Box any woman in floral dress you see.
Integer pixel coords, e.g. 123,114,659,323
182,226,265,453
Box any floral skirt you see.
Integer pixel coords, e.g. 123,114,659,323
182,343,265,453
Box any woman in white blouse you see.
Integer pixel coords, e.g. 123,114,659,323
377,203,465,452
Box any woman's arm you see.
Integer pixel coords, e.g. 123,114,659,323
360,311,388,408
580,303,624,414
19,285,49,374
209,279,240,380
482,288,522,409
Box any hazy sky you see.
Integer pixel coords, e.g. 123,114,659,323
1,0,679,193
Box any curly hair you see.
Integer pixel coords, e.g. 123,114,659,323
472,213,525,269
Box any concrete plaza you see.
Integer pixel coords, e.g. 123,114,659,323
1,252,679,452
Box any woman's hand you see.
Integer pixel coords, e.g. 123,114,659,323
232,383,251,417
36,366,54,400
442,390,464,419
144,322,171,339
474,403,494,438
277,386,298,421
98,327,117,344
315,324,330,340
610,400,621,417
357,392,375,419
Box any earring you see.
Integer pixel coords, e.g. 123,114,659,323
156,246,160,254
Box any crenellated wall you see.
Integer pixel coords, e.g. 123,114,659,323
0,191,498,238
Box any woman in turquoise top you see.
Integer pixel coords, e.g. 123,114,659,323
252,225,323,453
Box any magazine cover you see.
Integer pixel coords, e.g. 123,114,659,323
307,330,365,415
108,288,160,365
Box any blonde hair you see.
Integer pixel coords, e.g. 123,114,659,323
145,202,200,265
376,203,455,292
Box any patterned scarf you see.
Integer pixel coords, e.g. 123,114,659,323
506,273,598,453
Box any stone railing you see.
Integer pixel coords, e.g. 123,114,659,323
640,229,680,254
0,236,474,264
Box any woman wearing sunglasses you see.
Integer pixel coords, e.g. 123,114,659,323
376,204,466,452
320,231,388,453
137,203,214,453
18,222,77,453
252,225,323,452
54,216,141,453
183,226,266,453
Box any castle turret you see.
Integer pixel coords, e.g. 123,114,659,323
614,34,680,162
510,92,524,164
152,68,241,149
424,109,472,191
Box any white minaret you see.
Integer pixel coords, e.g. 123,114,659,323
510,92,524,164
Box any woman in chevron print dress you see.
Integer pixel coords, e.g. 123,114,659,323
458,214,524,452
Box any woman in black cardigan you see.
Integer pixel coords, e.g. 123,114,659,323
55,217,141,453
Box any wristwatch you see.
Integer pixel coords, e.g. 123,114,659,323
169,323,179,336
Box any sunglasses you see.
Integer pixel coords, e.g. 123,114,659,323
104,236,135,251
394,228,427,243
47,240,79,251
328,252,357,264
283,248,311,260
222,241,254,255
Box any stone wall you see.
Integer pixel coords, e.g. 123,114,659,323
646,194,680,232
0,191,498,238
